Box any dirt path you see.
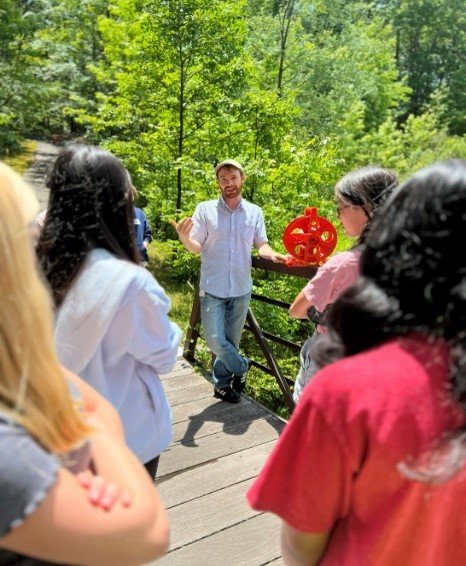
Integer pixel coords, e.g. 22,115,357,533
23,141,60,211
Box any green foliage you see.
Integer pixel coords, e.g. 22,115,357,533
2,0,465,415
81,0,256,213
0,1,46,153
147,240,196,331
296,16,410,137
337,107,466,178
33,0,108,135
388,0,466,135
1,140,37,173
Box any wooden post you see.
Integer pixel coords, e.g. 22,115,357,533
246,308,295,412
183,290,201,362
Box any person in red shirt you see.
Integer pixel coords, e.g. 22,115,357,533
247,160,466,565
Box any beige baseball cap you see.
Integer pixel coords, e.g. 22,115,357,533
214,159,245,177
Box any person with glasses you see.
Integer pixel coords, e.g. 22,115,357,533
289,166,397,402
249,160,466,565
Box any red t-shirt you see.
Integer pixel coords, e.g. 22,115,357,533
247,337,466,565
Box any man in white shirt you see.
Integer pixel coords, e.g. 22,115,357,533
173,159,286,403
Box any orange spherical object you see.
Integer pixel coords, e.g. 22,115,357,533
283,207,337,266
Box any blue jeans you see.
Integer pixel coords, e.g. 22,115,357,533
200,292,251,389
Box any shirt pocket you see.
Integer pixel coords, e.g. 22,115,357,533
240,222,256,244
205,216,223,242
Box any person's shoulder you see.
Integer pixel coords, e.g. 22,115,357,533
194,199,218,213
0,414,59,536
316,340,402,379
134,206,149,220
327,248,360,267
123,264,170,305
88,249,151,294
241,199,263,215
309,338,440,403
318,250,360,276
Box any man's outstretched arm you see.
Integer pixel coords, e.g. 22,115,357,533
256,241,289,263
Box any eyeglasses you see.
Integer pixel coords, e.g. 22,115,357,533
336,204,353,217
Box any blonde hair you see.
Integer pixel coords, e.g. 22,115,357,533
0,162,89,453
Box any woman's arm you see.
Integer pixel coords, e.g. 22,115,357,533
124,279,182,374
0,421,169,565
62,367,134,509
289,290,313,319
281,522,330,566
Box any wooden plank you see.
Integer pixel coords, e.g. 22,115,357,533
156,440,277,508
161,364,197,381
158,416,283,478
163,372,210,393
149,358,288,566
165,382,213,406
153,512,282,566
167,478,258,550
252,255,317,279
170,395,241,425
161,367,196,381
171,400,267,445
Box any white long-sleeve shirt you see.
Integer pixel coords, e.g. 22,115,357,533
55,249,182,463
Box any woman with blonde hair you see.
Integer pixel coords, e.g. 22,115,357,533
0,163,169,565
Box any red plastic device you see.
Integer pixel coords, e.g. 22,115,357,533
282,207,337,266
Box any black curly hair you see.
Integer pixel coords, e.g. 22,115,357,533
315,160,466,480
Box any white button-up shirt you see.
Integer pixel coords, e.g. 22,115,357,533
191,196,268,298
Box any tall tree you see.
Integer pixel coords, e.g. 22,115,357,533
0,0,46,152
86,0,269,214
33,0,108,135
384,0,466,134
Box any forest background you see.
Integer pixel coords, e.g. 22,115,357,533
2,0,465,415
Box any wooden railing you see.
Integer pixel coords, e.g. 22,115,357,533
183,257,317,412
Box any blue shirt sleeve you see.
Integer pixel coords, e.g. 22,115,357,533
254,208,268,246
0,418,59,537
190,203,207,245
143,215,152,243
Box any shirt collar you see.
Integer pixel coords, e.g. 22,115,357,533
218,195,243,212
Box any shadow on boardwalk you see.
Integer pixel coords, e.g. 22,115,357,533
153,357,285,566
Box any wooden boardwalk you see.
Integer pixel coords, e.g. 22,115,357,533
22,145,286,565
152,355,286,566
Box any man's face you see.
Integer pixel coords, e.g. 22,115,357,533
217,166,245,201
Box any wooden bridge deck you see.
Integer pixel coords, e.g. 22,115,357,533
23,146,286,565
152,355,286,566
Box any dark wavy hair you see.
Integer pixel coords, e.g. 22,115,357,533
316,160,466,479
37,145,140,307
335,165,398,245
